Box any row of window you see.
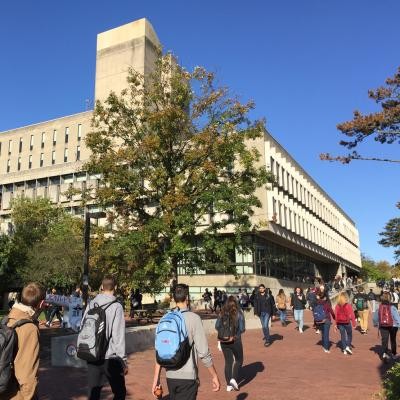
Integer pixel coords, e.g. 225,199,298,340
272,196,356,257
270,156,355,242
0,125,82,157
5,146,81,173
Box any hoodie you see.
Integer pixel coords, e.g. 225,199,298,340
83,293,127,363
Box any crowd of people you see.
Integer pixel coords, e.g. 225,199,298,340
2,277,400,400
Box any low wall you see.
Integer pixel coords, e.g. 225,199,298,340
51,312,261,368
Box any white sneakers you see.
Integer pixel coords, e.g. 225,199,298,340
299,328,303,333
345,346,353,355
226,385,234,392
315,329,320,334
323,348,330,353
229,379,239,391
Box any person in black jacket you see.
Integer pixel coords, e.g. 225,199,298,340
291,287,307,333
253,284,276,347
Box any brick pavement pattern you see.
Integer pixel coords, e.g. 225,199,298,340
38,311,389,400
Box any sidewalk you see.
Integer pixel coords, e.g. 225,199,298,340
38,311,388,399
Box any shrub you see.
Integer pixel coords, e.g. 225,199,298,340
383,363,400,400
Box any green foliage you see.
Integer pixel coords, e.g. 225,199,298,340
84,54,272,291
0,235,12,291
383,363,400,400
379,202,400,262
361,255,391,282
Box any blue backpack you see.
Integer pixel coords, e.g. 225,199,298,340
313,303,327,323
155,309,191,370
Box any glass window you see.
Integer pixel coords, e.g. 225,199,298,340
40,153,44,167
52,151,56,165
76,145,81,161
64,148,68,163
30,135,34,151
53,130,57,146
41,132,45,148
65,127,69,143
17,157,21,171
8,140,12,155
28,155,32,169
7,159,10,173
19,138,23,153
77,124,82,141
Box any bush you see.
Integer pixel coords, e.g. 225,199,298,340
383,363,400,400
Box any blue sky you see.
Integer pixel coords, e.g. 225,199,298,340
0,1,399,264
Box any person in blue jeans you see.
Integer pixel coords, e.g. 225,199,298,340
291,287,307,333
314,291,335,353
334,292,356,355
253,284,276,347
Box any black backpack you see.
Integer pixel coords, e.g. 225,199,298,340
0,317,34,394
217,314,236,343
77,300,117,362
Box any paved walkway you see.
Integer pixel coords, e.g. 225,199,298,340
38,310,389,399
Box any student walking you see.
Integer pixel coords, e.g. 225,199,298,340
334,292,356,355
0,283,45,399
353,287,370,334
373,292,400,362
368,289,377,313
314,291,335,353
202,288,213,313
215,296,245,392
275,289,288,326
291,287,307,333
78,275,127,400
152,284,220,400
253,284,276,346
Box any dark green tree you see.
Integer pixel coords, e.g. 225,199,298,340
379,202,400,262
84,54,272,291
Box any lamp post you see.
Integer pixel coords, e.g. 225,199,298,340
82,210,106,309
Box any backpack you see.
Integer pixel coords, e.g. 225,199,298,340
313,303,327,323
77,300,117,362
379,304,393,328
0,317,34,394
356,296,367,311
336,305,350,324
217,313,236,343
155,309,191,370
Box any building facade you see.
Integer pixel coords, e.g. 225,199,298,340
0,18,361,299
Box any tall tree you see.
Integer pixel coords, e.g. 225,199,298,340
379,202,400,262
320,67,400,163
85,54,271,292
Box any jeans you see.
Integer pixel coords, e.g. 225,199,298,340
259,312,270,341
380,327,398,356
293,309,304,331
221,337,244,384
279,309,287,323
337,323,352,350
167,379,198,400
87,358,126,400
321,321,331,350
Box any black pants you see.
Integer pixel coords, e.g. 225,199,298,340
221,337,243,385
167,378,198,400
87,358,126,400
380,326,398,355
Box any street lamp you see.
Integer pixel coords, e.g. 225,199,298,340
82,210,107,309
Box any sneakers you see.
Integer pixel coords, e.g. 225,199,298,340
383,353,390,362
299,328,303,333
264,341,271,347
315,329,320,334
323,348,330,353
226,385,234,392
345,346,353,355
343,350,347,355
229,379,239,391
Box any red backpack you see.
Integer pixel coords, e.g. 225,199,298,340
379,304,393,327
336,304,350,324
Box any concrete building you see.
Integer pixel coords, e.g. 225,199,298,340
0,18,361,301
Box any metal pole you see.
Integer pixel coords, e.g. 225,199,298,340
82,211,91,310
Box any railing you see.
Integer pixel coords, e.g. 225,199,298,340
329,282,370,306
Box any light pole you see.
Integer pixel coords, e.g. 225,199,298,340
82,210,106,309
